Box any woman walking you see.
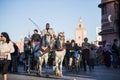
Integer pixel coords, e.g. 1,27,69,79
0,32,14,80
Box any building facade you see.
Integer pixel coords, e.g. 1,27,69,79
98,0,120,44
75,20,86,46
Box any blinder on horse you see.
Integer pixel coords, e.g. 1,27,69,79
55,32,65,51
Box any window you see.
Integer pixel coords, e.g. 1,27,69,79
102,5,107,15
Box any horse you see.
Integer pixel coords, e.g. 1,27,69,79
35,32,52,77
54,32,66,77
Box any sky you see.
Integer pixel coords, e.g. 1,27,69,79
0,0,101,42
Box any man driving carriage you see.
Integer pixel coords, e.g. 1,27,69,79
41,23,56,39
40,23,56,66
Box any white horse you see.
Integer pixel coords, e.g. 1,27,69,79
35,32,52,77
54,32,66,77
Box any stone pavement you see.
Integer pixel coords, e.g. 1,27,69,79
0,65,120,80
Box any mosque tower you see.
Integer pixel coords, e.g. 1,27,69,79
75,20,86,46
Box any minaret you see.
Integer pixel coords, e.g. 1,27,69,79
75,20,86,46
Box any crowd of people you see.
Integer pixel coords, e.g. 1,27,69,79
0,23,120,80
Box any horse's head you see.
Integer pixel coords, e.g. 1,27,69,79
56,32,65,49
46,32,52,44
58,32,65,41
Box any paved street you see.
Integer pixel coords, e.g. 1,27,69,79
0,65,120,80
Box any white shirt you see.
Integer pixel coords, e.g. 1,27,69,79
41,28,55,37
0,41,14,60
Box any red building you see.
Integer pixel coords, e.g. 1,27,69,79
98,0,120,44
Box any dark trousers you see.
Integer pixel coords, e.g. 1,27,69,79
82,49,90,71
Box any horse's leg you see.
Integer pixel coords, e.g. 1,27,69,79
59,56,64,77
44,53,49,77
27,55,31,74
52,52,56,72
55,53,59,76
38,57,43,77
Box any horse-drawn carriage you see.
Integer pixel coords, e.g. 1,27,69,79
23,32,66,77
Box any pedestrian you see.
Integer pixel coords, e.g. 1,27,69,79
96,46,104,65
9,42,19,73
24,37,32,71
103,43,112,68
0,32,14,80
111,39,119,68
82,37,91,71
64,40,70,68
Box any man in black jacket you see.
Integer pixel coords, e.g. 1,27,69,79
112,39,120,68
9,42,19,72
31,29,41,42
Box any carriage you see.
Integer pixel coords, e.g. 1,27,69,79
23,32,66,77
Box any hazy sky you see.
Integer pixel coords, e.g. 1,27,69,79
0,0,101,42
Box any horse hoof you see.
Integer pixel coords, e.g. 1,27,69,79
36,73,39,76
59,74,63,77
37,73,42,77
39,74,42,77
55,72,59,76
